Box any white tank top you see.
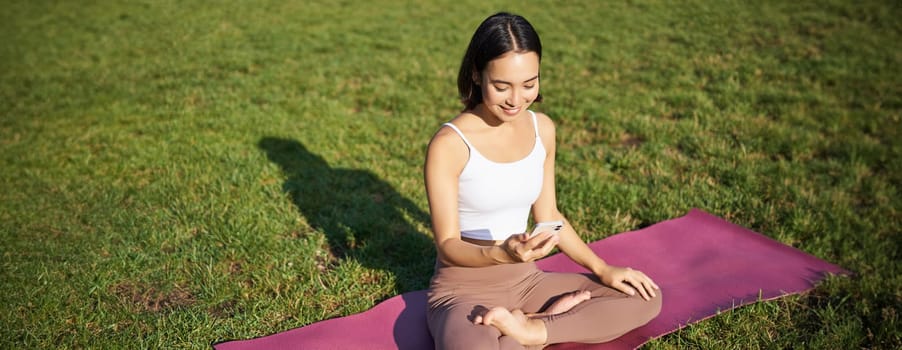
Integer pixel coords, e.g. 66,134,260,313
442,111,546,240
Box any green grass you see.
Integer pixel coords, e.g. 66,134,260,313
1,0,899,348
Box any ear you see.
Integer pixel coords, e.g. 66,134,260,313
472,66,480,85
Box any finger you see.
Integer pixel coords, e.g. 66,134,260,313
617,272,648,300
638,272,660,292
522,240,551,262
536,231,558,246
638,279,656,299
521,233,548,252
629,279,651,300
536,236,559,258
647,276,660,290
526,231,553,246
534,233,559,251
612,281,636,296
643,280,657,298
632,272,657,298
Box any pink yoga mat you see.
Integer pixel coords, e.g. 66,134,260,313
214,209,849,350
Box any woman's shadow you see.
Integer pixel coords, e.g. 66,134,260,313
258,137,435,292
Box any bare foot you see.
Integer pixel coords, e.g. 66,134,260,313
478,307,547,346
545,290,591,315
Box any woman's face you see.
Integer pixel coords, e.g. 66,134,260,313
478,51,540,122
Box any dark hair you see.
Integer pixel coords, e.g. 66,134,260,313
457,12,543,110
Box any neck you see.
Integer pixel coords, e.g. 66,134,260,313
472,104,505,127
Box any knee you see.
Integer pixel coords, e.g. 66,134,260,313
641,289,663,323
615,290,661,333
623,288,663,325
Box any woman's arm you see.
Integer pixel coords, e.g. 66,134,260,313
530,113,659,300
425,126,518,267
530,113,606,270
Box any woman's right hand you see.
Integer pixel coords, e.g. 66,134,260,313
501,231,560,262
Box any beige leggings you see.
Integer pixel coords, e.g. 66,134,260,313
427,261,662,350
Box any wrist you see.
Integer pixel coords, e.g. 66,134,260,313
487,245,513,264
589,261,610,277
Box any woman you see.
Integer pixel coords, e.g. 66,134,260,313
424,12,662,349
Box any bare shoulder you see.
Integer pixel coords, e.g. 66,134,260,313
429,125,457,150
430,114,465,147
533,111,556,128
533,111,557,141
443,111,481,131
430,111,479,147
427,119,469,168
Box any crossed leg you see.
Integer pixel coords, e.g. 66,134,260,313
428,270,661,349
478,272,662,346
471,289,594,346
428,302,537,350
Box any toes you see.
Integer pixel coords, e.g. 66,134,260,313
482,307,504,325
564,290,590,305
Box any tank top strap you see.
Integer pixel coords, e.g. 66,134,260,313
442,123,475,149
529,110,539,138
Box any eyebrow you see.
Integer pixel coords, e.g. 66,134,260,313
489,75,539,85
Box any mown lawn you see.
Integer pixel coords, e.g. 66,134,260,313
1,0,899,349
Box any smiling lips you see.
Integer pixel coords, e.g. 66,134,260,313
501,106,521,116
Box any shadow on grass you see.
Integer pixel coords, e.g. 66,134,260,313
258,137,435,292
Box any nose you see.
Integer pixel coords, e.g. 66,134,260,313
506,88,520,106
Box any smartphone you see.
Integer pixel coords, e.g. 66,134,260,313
530,220,564,236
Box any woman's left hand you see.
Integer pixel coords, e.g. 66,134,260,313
596,265,660,301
